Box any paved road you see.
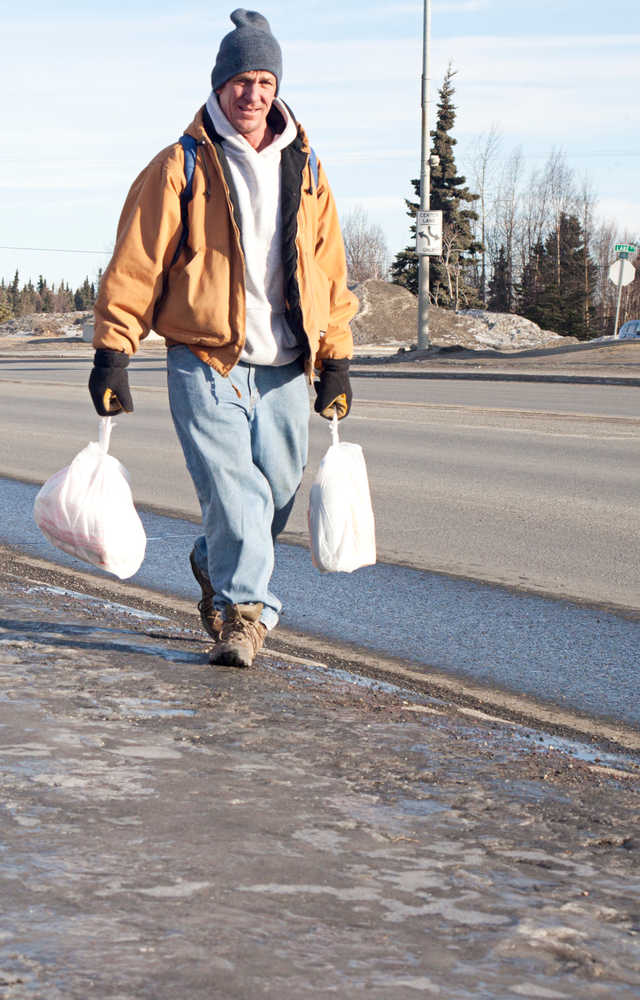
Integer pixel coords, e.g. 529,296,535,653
4,474,640,736
1,354,639,612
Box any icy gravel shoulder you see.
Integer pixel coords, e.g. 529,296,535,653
0,547,639,998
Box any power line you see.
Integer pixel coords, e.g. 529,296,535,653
0,245,110,255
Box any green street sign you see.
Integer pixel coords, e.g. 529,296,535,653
615,243,636,253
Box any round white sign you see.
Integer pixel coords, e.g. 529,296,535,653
608,259,636,287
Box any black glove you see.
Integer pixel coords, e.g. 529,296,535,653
314,357,352,420
88,348,134,416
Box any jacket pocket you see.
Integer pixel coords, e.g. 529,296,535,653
157,248,234,341
303,252,331,336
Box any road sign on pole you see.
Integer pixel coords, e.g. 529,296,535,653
615,243,636,254
416,210,442,256
609,259,636,287
609,258,636,338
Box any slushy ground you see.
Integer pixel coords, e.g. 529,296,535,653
0,546,639,999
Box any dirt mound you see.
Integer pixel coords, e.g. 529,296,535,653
351,280,577,352
350,280,418,346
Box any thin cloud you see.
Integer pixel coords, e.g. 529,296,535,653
370,1,489,14
433,1,488,10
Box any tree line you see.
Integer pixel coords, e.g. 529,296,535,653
358,66,639,340
0,270,102,323
463,124,640,339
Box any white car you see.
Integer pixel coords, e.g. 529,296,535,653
617,320,640,340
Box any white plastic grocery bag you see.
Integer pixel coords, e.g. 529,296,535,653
308,413,376,573
33,417,146,580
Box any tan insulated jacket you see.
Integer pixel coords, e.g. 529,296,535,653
93,106,357,376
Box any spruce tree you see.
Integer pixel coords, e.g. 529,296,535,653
518,242,546,327
41,285,54,313
74,277,95,311
0,283,12,323
517,214,595,339
488,245,510,312
54,281,75,312
391,65,480,307
8,270,20,315
22,280,38,314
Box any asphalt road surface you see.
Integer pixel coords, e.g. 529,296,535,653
1,354,639,613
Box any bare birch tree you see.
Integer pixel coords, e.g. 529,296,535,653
577,176,597,335
341,206,389,284
519,163,551,269
493,146,524,310
543,149,577,288
469,124,502,306
592,219,618,334
438,222,476,310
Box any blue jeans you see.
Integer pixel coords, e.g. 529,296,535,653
167,346,309,629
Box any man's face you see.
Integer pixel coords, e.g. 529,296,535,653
216,70,277,145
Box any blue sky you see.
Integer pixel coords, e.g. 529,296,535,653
1,0,638,290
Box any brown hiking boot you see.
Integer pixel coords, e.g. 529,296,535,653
189,548,223,640
208,603,267,669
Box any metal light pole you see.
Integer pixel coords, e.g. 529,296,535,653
416,0,431,350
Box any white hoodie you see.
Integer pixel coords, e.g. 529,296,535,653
206,92,301,366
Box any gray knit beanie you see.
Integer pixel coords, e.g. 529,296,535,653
212,9,282,93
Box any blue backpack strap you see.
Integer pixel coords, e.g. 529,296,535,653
180,134,198,200
309,147,319,192
170,134,198,268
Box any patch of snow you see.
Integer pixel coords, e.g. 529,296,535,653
458,310,570,351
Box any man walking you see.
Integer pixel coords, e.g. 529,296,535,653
89,9,358,668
